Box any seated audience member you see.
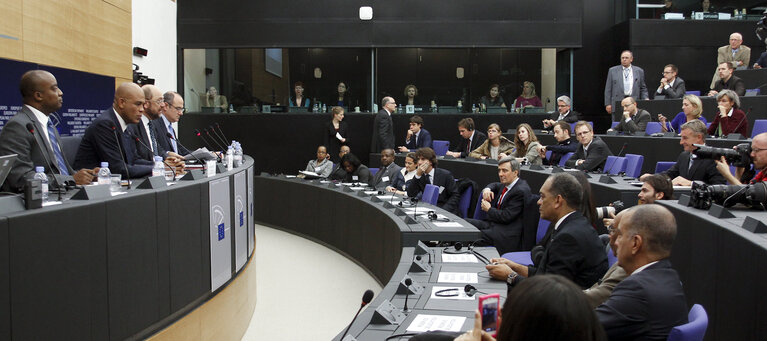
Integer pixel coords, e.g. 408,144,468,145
303,145,333,178
566,121,613,171
329,153,372,183
453,275,607,341
659,94,707,133
513,123,542,165
699,0,713,12
753,50,767,69
470,123,515,160
155,91,190,156
715,132,767,184
655,64,686,99
446,118,487,158
706,89,748,137
370,148,402,189
73,82,154,178
0,70,97,192
584,213,627,309
605,173,674,227
708,62,746,97
387,152,417,195
607,97,650,134
709,33,750,91
324,106,348,163
329,145,351,180
404,84,419,106
539,121,578,166
542,96,579,130
289,81,311,108
479,84,506,111
641,120,725,186
202,86,228,112
486,173,608,289
466,157,532,254
406,147,459,210
596,205,688,341
398,115,433,152
513,81,542,111
328,81,352,108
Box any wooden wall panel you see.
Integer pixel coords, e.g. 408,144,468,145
0,0,23,61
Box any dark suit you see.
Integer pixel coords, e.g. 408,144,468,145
605,64,649,120
452,130,487,158
153,117,190,156
127,118,167,161
662,150,726,184
712,75,746,97
544,110,580,130
323,120,349,163
655,77,686,99
467,180,532,254
596,259,688,341
527,212,608,289
565,136,613,171
543,137,578,166
371,109,395,152
0,106,75,192
73,108,153,178
613,109,651,133
370,162,402,189
406,167,459,210
404,128,433,151
330,164,373,184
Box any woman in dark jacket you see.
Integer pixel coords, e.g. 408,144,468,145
323,106,349,163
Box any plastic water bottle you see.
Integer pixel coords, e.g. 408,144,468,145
321,103,327,113
472,103,477,113
234,143,243,167
312,103,319,113
226,146,234,170
34,166,48,202
457,100,463,112
152,156,164,177
397,104,403,113
98,162,111,185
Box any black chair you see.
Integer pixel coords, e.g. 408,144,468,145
60,135,82,167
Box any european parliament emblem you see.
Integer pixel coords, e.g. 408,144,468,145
218,223,225,241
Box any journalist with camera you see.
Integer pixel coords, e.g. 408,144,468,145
712,132,767,185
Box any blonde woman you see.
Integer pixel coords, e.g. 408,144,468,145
513,123,542,165
513,81,542,111
659,94,707,133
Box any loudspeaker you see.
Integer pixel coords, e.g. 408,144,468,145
180,169,205,180
708,204,735,218
599,175,618,184
397,276,424,295
136,176,167,189
743,216,767,233
370,300,407,325
71,184,112,200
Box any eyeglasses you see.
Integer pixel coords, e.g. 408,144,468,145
167,104,186,113
662,71,674,74
752,147,767,154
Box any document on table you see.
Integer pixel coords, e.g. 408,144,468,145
437,272,478,283
431,286,475,300
441,254,478,263
349,186,366,190
434,221,463,228
403,207,433,214
406,314,467,333
376,194,398,201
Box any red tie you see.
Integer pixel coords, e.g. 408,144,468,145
467,139,471,154
497,187,508,208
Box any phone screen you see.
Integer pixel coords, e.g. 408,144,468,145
480,296,499,332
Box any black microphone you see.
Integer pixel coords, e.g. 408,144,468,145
167,132,206,165
411,197,419,221
125,130,176,181
110,125,131,189
214,122,230,144
339,289,374,341
25,123,64,200
729,106,751,138
204,128,227,151
194,128,214,150
403,278,412,312
209,125,228,147
616,142,628,157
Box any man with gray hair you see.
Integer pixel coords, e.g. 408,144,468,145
597,204,688,340
154,91,189,155
710,32,750,90
542,95,580,131
487,172,607,289
371,96,395,152
466,157,532,254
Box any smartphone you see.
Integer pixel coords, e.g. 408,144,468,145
478,293,500,336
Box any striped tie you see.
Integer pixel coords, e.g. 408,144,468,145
47,120,69,175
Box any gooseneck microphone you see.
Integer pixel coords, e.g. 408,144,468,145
166,132,207,165
194,129,215,151
125,130,176,181
25,123,64,200
403,278,412,312
730,106,751,138
204,128,227,151
110,125,131,189
214,122,230,144
616,142,628,157
339,289,374,341
209,125,228,147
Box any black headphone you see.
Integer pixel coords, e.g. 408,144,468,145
427,210,450,222
443,241,470,254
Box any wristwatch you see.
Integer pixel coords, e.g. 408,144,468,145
506,271,519,286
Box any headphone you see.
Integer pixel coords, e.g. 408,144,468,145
427,211,450,222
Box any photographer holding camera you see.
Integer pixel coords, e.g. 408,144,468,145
715,132,767,185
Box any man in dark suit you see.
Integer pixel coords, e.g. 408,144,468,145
369,148,402,189
487,172,608,289
640,119,725,186
128,85,167,161
73,82,154,178
0,70,97,192
604,50,649,120
542,95,579,131
597,204,688,340
539,121,578,166
446,118,486,158
609,97,651,134
406,147,459,211
708,61,746,97
370,96,395,152
466,157,532,254
398,115,432,152
154,91,190,156
655,64,686,99
566,121,613,171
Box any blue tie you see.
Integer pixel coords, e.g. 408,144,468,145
167,123,178,153
47,120,69,175
147,121,160,156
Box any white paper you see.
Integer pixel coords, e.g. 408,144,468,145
437,272,478,284
340,182,354,186
364,190,378,195
441,254,479,263
285,175,296,178
336,132,344,141
352,175,359,181
430,286,476,300
434,221,464,228
349,186,366,191
406,314,467,333
438,186,445,194
403,207,432,214
299,170,319,177
42,201,63,206
376,195,399,201
110,192,128,197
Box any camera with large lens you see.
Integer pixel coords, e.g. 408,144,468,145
691,143,752,168
596,200,625,219
689,180,767,210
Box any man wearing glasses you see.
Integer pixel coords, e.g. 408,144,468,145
129,85,167,161
655,64,685,99
565,121,613,171
154,91,190,155
715,132,767,184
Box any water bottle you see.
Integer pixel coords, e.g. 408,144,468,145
472,103,477,113
98,162,111,185
430,100,437,113
397,104,403,114
312,103,319,113
34,166,48,202
226,146,234,170
234,143,243,167
457,100,463,112
321,103,327,113
228,104,235,113
152,156,165,177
